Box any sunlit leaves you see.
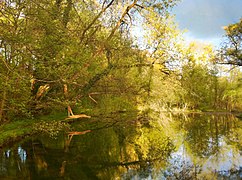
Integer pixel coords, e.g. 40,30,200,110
33,120,70,138
220,18,242,66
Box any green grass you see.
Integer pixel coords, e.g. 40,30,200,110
0,103,136,147
0,112,67,147
0,120,33,146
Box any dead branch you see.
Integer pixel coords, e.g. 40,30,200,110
88,93,98,104
80,0,115,42
106,0,138,41
65,114,91,120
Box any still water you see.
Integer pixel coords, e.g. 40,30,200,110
0,113,242,179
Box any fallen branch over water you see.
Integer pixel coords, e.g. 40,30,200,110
68,130,91,137
65,114,91,120
67,130,91,141
65,130,92,152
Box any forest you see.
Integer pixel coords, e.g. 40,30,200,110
0,0,242,122
0,0,242,179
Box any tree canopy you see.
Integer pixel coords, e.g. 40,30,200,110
1,1,242,122
219,18,242,66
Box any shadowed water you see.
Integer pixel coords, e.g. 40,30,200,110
0,113,241,179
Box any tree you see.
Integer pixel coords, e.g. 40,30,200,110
0,0,33,121
217,18,242,111
0,0,181,121
180,42,218,110
219,18,242,66
218,69,242,111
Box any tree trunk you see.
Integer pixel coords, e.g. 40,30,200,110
64,84,74,116
0,88,7,122
81,64,114,95
0,75,9,122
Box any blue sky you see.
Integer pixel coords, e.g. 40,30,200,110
172,0,242,47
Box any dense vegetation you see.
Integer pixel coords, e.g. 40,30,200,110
0,0,242,123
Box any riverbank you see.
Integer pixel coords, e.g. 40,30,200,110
0,109,132,147
0,110,241,148
1,110,241,179
0,113,67,147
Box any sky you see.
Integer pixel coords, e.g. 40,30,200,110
172,0,242,47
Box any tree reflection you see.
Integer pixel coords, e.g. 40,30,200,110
0,113,241,179
160,113,242,179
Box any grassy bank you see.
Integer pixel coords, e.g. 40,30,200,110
0,112,67,147
0,120,34,147
0,108,130,147
1,109,240,148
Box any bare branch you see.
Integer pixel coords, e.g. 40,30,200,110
80,0,115,42
88,93,98,104
106,0,138,41
135,3,144,9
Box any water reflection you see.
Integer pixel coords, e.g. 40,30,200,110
18,146,27,163
161,113,242,179
0,113,241,179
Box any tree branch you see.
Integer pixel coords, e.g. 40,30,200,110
106,0,138,41
80,0,115,42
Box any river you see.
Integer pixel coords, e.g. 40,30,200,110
0,112,241,179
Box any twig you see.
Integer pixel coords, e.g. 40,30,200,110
88,93,98,104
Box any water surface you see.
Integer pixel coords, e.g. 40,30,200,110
0,113,241,179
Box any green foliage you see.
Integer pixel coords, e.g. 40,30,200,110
219,18,242,66
1,0,242,127
181,63,216,110
217,69,242,111
177,42,219,111
0,111,67,145
0,120,33,145
136,126,175,160
0,0,179,121
33,120,70,138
